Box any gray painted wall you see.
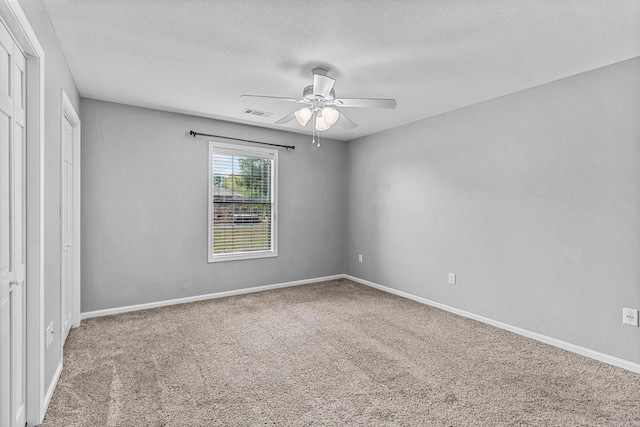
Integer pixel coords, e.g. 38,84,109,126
346,57,640,364
19,0,81,397
80,99,346,312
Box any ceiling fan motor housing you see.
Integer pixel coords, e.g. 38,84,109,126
302,85,335,102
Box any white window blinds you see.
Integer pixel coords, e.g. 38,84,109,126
209,141,277,261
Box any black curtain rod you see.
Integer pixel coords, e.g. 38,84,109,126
189,130,295,150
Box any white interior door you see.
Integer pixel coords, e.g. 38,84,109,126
61,115,73,341
0,20,26,427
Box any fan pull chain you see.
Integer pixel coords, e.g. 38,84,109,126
311,111,317,146
309,110,321,147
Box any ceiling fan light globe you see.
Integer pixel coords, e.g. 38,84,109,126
294,107,312,126
322,107,340,126
315,116,331,131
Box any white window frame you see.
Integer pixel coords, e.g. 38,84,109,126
208,140,278,262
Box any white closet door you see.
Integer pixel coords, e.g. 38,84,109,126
0,19,26,427
61,115,73,340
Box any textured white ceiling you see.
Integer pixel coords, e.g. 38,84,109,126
43,0,640,141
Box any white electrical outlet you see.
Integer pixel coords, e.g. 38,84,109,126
623,308,639,326
448,273,456,285
358,254,363,263
46,321,54,349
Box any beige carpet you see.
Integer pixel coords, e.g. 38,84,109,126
42,279,640,426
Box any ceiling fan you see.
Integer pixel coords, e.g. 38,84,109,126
241,67,397,146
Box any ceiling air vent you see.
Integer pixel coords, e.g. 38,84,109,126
242,108,274,118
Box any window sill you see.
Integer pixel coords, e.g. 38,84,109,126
208,250,277,263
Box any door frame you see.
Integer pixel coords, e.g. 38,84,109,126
59,89,80,342
0,1,46,425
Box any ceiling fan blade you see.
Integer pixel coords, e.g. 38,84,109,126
336,108,357,129
274,112,296,125
313,74,335,98
241,94,300,102
332,98,397,109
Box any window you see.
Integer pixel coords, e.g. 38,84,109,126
208,141,278,262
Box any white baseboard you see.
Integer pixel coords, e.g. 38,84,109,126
81,274,345,320
42,361,63,418
344,274,640,375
